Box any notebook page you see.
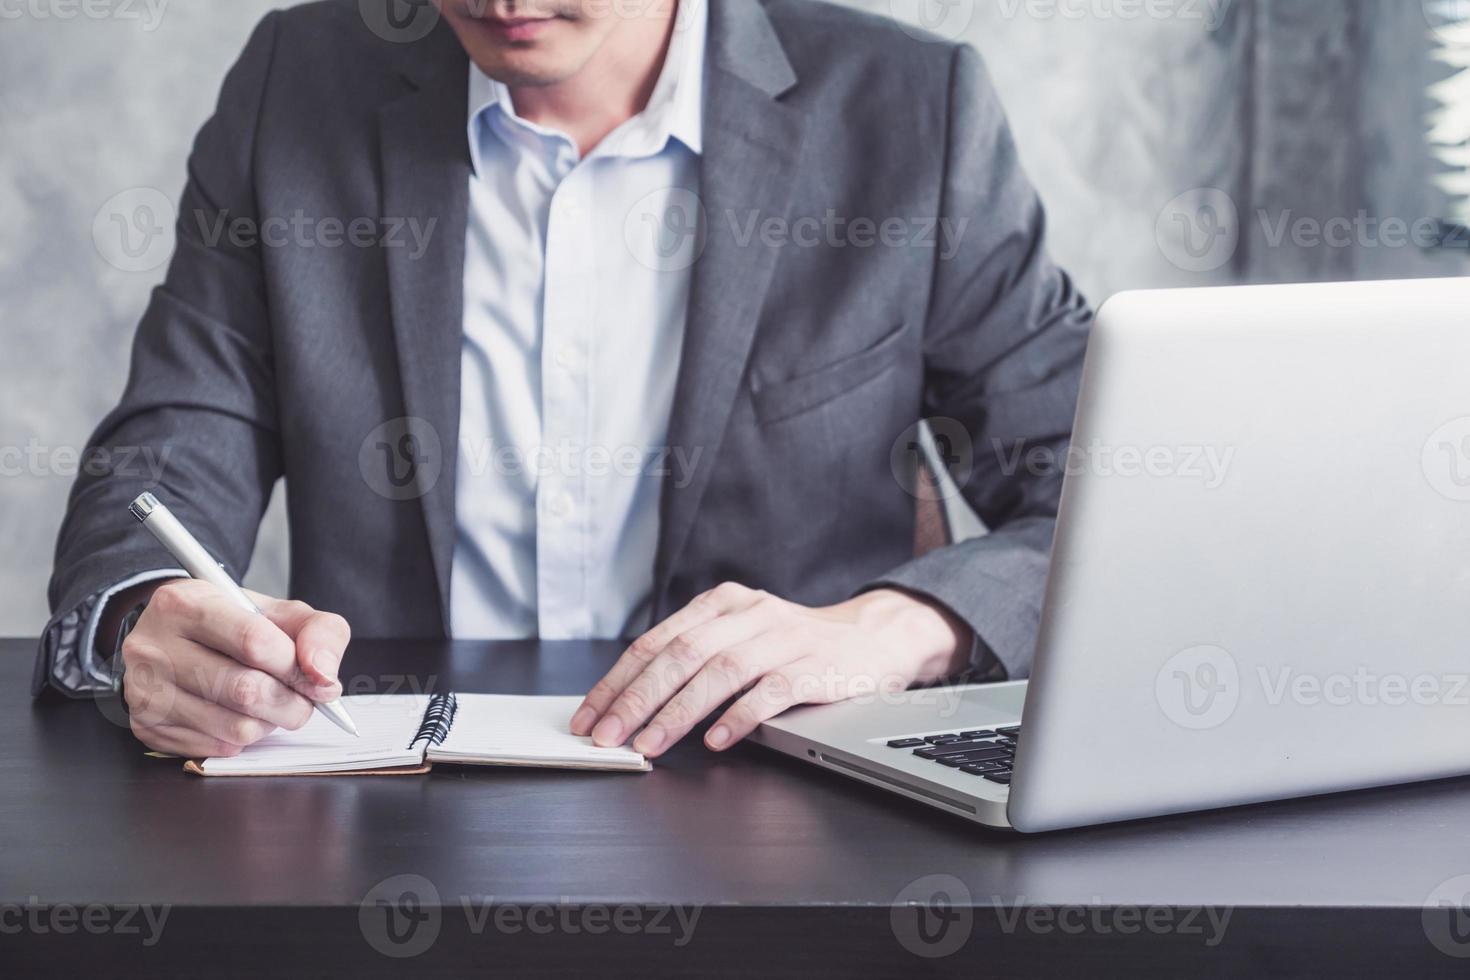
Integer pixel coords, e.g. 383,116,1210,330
427,695,646,769
200,694,431,774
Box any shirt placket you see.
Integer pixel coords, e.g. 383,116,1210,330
536,152,594,638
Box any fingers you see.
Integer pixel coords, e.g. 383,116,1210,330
253,594,351,696
586,589,783,747
293,610,351,690
152,581,297,682
124,633,315,733
132,721,242,760
708,657,827,750
127,672,274,759
134,683,275,748
633,631,805,757
571,582,764,736
169,638,316,731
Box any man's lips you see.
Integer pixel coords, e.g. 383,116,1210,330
472,14,559,41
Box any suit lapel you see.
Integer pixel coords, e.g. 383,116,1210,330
654,0,807,606
378,26,470,634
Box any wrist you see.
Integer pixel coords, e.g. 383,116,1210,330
843,589,973,683
95,581,169,659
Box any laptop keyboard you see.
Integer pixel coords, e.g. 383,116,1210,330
886,726,1021,785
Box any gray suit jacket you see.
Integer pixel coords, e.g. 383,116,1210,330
39,0,1091,694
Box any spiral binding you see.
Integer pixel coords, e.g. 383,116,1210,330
408,692,458,749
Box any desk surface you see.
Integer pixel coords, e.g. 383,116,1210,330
7,637,1470,977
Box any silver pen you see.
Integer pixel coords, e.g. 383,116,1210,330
127,491,360,737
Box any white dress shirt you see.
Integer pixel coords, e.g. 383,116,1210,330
450,3,707,639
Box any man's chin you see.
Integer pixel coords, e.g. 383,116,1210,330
472,54,583,88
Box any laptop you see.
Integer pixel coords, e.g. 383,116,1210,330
750,277,1470,832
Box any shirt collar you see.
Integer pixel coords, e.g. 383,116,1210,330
466,0,706,177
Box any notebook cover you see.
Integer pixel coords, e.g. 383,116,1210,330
183,760,433,777
428,756,652,773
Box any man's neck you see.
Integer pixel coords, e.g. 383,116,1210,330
511,8,678,158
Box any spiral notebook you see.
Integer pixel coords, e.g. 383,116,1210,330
184,693,650,776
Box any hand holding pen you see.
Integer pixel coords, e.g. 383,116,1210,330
117,493,358,759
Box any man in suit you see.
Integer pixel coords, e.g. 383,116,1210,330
38,0,1090,760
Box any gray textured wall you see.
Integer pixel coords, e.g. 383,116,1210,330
1,0,293,633
1,0,1463,635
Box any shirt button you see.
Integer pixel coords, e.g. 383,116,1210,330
555,343,582,372
548,491,575,519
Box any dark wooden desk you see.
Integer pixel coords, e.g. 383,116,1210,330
6,638,1470,977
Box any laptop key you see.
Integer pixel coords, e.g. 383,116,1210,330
886,738,925,749
923,734,963,744
960,762,1006,774
961,730,997,739
914,739,1003,759
930,748,1011,766
983,773,1012,785
997,726,1021,737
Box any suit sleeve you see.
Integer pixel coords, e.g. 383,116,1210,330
863,43,1092,681
34,13,284,697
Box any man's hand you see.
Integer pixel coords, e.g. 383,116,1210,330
570,584,973,758
119,580,351,758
